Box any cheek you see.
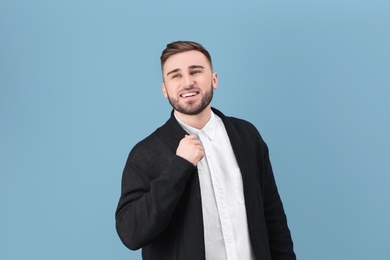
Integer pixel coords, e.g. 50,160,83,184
162,83,177,98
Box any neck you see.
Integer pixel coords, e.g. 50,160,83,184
174,106,212,129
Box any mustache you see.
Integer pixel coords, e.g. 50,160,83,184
180,86,200,91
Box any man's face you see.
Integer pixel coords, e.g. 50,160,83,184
162,50,218,116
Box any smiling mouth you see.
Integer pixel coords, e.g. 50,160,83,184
180,91,199,98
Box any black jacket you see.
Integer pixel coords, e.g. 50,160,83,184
116,108,295,259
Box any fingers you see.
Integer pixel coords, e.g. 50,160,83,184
184,134,202,144
176,134,204,166
184,134,197,140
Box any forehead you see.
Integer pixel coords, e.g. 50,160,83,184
162,50,211,72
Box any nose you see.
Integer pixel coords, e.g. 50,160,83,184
182,74,195,88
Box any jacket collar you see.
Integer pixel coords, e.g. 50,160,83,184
157,107,240,155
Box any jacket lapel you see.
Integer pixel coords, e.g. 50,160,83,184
212,108,262,210
157,110,189,152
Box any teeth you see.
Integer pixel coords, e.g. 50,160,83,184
182,92,196,97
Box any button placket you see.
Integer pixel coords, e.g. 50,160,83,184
199,131,237,260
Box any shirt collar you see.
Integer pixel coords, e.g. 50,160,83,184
174,111,217,140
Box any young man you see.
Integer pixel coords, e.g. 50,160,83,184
115,41,296,260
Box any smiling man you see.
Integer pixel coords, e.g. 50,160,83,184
115,41,296,260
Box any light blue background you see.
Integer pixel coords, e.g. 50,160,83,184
1,0,389,259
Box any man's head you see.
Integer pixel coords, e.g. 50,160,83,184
161,41,218,116
160,41,213,70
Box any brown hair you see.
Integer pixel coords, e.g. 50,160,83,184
160,41,213,69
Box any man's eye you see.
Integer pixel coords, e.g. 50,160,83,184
172,74,181,79
191,70,201,75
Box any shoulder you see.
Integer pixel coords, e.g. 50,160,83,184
213,108,269,155
226,115,259,133
213,108,265,142
126,114,186,165
227,116,267,145
131,129,165,153
121,129,177,183
130,124,173,155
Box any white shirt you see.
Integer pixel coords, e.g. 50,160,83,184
175,111,255,260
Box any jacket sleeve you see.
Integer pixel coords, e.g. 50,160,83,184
115,139,196,250
262,145,296,259
249,123,296,259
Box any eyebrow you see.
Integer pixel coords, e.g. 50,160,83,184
189,65,204,70
166,68,180,76
166,65,205,76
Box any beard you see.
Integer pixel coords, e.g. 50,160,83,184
166,84,214,116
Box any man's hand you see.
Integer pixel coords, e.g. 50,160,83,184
176,135,204,166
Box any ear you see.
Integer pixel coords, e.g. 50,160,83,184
162,82,168,98
212,73,218,90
